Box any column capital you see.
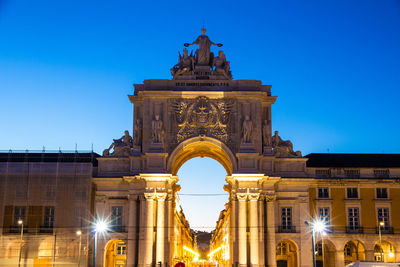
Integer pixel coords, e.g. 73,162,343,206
144,192,156,200
265,190,276,202
156,192,167,201
237,193,248,201
248,193,260,201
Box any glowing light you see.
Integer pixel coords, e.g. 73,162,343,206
76,230,82,236
94,219,109,233
183,246,200,257
389,252,394,258
312,219,327,234
17,220,23,225
379,221,385,227
208,246,222,258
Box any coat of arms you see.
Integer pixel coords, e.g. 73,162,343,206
172,96,234,143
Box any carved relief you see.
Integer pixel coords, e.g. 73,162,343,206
172,96,234,144
133,119,142,146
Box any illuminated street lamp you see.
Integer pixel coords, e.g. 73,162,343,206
93,219,109,267
305,219,327,267
76,230,82,267
378,221,385,262
18,219,24,267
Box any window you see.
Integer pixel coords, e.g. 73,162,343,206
319,207,330,225
344,169,360,178
317,188,329,198
281,207,292,229
344,244,352,257
376,188,388,199
347,188,358,199
348,208,360,229
377,208,389,227
374,169,390,178
14,206,26,225
116,242,126,255
316,169,331,178
276,241,287,256
44,207,55,228
111,206,123,231
316,243,323,256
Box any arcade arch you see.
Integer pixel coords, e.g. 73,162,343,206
315,239,336,267
276,240,299,267
104,239,127,267
344,240,365,265
374,241,396,262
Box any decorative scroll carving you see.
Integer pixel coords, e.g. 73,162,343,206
172,96,234,144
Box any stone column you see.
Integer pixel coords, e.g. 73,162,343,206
237,193,248,267
265,193,276,267
143,192,155,267
249,193,260,267
335,249,345,267
127,194,138,267
156,193,167,266
299,197,313,267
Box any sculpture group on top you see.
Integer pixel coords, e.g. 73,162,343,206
171,28,232,80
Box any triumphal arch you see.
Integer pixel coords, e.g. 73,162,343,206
95,29,312,267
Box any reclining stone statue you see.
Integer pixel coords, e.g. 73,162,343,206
272,131,302,157
103,130,133,157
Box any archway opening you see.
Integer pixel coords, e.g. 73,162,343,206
344,240,365,266
104,239,127,267
276,240,299,267
176,156,229,263
315,239,336,267
374,241,396,262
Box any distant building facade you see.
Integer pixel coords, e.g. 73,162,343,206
1,30,400,267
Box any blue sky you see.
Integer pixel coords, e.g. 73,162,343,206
1,0,400,230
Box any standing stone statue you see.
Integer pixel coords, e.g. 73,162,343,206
242,115,253,143
184,28,222,66
262,120,271,146
212,50,232,79
152,115,164,144
133,119,142,146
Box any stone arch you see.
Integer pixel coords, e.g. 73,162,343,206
104,239,127,267
373,240,396,262
167,136,237,176
344,240,365,266
315,238,336,267
276,239,299,267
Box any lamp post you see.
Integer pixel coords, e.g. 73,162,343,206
93,220,108,267
76,230,82,267
305,219,327,267
379,221,384,262
17,219,23,267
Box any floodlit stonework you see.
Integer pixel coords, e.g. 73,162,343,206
1,30,400,267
